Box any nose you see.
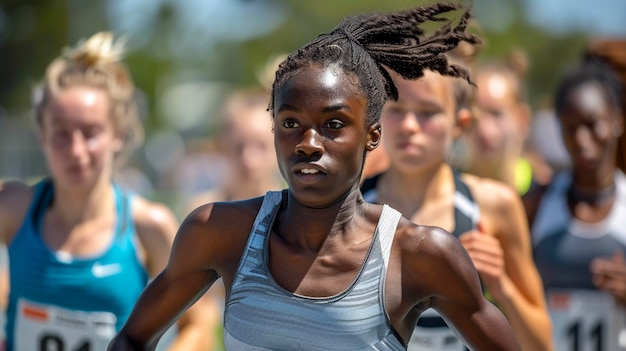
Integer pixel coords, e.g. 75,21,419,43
295,128,323,158
69,130,88,157
574,125,594,151
476,115,498,139
399,112,421,133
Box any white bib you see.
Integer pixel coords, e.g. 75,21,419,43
14,299,116,351
408,308,465,351
548,289,626,351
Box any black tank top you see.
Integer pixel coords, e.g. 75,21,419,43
361,169,479,237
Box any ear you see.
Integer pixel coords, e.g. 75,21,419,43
366,123,382,151
453,107,473,139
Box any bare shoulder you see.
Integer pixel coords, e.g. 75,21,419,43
129,195,181,274
0,180,35,243
184,196,266,245
460,172,530,247
132,196,179,237
460,172,522,215
176,196,267,274
0,180,34,211
394,218,466,260
391,217,475,297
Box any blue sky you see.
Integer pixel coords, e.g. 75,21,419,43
106,0,626,59
523,0,626,37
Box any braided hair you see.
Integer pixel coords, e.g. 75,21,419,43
270,2,481,127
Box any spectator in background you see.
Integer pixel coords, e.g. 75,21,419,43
529,59,626,351
360,46,552,350
0,32,214,351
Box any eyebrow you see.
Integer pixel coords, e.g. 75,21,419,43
419,101,444,110
276,103,299,113
322,104,352,113
394,99,443,110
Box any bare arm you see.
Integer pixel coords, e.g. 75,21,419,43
0,180,33,310
0,180,33,245
462,176,552,351
113,201,222,350
424,226,522,351
389,221,521,351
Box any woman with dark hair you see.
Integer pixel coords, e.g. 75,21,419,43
529,60,626,351
109,4,520,350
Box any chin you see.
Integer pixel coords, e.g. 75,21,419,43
289,188,338,208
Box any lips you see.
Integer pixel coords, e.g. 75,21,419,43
300,168,320,175
575,156,598,169
66,162,91,179
292,163,327,184
68,164,87,174
395,140,423,154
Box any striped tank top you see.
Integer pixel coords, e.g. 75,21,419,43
5,179,149,351
223,191,406,350
361,170,480,351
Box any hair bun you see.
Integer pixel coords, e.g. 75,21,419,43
504,48,529,78
63,32,126,67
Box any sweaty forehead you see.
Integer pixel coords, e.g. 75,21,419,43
395,71,453,106
565,83,612,116
276,64,364,106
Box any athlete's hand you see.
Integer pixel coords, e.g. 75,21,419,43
591,250,626,306
459,222,509,302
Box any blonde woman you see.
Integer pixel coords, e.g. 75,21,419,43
0,32,213,351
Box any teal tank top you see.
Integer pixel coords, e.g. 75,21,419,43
223,191,406,350
5,179,149,351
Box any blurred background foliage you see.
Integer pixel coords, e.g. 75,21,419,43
1,0,625,215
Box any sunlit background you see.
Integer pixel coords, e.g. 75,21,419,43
1,0,625,217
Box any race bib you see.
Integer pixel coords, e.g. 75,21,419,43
14,299,116,351
548,289,626,351
408,309,466,351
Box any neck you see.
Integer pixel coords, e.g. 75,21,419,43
279,182,364,253
569,168,617,205
467,155,517,189
380,162,455,213
50,179,115,227
568,182,616,205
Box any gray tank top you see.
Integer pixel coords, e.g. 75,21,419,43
223,191,406,350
